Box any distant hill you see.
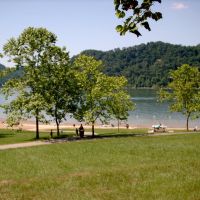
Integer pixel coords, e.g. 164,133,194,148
0,64,22,86
80,42,200,87
1,42,200,88
0,63,6,86
0,63,5,70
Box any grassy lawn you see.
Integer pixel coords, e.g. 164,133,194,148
0,129,51,145
0,133,200,199
0,128,148,145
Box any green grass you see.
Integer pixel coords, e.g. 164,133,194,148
0,129,51,145
0,133,200,199
0,128,148,145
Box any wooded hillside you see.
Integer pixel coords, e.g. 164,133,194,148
0,64,22,86
80,42,200,87
1,42,200,87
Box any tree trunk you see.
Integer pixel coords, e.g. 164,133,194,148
92,122,95,137
118,119,120,133
56,118,60,137
36,116,39,139
186,113,191,131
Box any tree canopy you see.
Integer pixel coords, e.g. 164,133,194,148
2,27,58,139
39,45,79,136
73,55,134,137
159,64,200,131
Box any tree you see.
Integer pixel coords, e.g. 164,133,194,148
108,89,135,132
73,55,134,137
3,27,57,139
39,46,79,136
159,64,200,131
114,0,162,37
1,89,47,131
0,66,21,129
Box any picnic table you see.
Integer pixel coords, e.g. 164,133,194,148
152,124,167,133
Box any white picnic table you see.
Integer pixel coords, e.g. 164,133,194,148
152,124,167,132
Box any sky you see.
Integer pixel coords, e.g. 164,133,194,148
0,0,200,66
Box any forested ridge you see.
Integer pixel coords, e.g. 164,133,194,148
1,41,200,87
80,42,200,87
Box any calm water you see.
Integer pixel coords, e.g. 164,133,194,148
127,89,200,128
0,89,200,128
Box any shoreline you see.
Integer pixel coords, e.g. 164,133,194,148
0,120,193,131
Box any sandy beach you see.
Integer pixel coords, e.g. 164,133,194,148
0,119,189,132
0,120,136,131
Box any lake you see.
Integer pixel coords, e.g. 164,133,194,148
0,89,200,128
127,89,200,128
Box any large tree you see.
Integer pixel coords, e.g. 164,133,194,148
73,55,134,137
159,64,200,131
114,0,162,37
39,46,79,136
3,27,57,139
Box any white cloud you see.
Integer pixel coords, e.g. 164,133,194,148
172,2,188,10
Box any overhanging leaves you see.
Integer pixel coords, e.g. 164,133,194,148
114,0,162,37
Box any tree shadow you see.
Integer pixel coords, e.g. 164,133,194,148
96,133,147,139
0,131,148,145
45,132,148,143
0,132,15,138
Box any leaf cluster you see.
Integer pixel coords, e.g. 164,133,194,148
114,0,162,37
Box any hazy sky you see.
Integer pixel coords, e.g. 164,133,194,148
0,0,200,65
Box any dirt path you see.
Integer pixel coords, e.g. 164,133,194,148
0,141,50,150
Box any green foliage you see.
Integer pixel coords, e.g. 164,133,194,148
80,42,200,87
114,0,162,37
73,55,134,136
4,42,200,89
2,27,58,138
4,112,21,128
159,64,200,130
39,46,79,136
73,55,108,124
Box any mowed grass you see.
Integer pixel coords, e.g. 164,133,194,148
0,128,148,145
0,129,51,145
0,133,200,200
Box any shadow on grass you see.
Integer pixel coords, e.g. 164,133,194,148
44,132,148,144
97,133,147,139
0,133,14,138
0,129,148,145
